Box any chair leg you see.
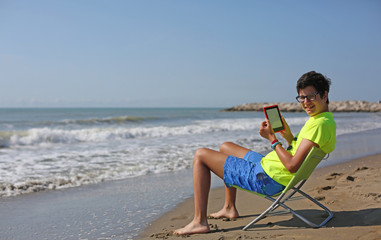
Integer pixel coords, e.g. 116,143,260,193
293,189,334,227
243,189,333,230
243,193,286,230
243,185,303,231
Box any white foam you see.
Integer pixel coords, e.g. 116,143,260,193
3,117,307,148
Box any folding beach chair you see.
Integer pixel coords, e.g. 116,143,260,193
243,147,333,230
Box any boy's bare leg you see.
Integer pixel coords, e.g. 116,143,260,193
209,185,239,219
209,142,250,219
173,148,227,235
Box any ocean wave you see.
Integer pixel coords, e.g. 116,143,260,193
0,115,157,132
335,116,381,136
0,145,195,198
0,163,190,198
1,118,267,147
1,114,380,148
2,115,378,148
0,178,86,198
61,115,153,125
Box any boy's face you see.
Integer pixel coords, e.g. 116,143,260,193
298,86,328,116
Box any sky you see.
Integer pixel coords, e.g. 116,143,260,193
0,0,380,108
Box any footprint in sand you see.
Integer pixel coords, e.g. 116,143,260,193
346,176,356,181
326,172,343,180
363,193,381,200
314,196,326,201
209,223,220,231
317,185,334,193
355,166,369,172
150,231,172,238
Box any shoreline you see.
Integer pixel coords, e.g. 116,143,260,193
138,153,381,240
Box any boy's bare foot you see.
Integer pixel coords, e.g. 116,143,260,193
173,220,210,235
209,207,239,219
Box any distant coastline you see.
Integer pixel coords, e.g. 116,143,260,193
222,100,381,112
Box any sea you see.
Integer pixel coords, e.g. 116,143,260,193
1,108,381,239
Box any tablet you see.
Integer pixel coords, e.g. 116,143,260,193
263,105,285,133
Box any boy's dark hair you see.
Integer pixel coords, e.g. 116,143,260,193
296,71,331,104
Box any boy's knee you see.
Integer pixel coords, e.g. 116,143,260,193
220,142,234,153
194,148,209,159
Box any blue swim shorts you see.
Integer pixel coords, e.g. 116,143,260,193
224,151,285,196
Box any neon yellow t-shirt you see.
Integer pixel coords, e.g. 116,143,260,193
261,112,336,186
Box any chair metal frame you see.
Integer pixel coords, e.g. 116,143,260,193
243,147,333,230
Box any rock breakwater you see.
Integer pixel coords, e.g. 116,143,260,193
222,101,381,112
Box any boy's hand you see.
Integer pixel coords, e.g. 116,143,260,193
279,116,294,144
259,120,276,142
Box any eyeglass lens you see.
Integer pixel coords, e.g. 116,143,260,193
297,93,318,102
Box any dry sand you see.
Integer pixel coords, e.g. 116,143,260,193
139,154,381,240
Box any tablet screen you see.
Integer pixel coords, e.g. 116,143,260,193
264,106,284,132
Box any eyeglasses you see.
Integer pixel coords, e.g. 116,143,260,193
296,91,322,103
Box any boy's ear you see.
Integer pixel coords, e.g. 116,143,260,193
323,91,329,102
